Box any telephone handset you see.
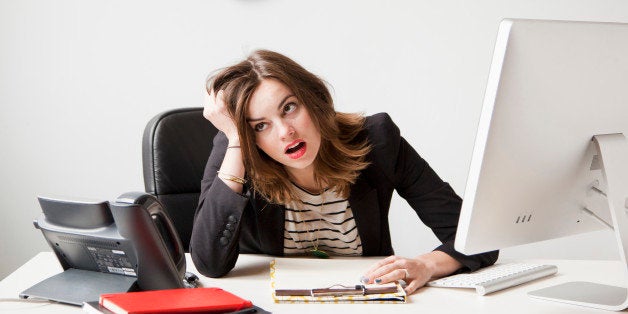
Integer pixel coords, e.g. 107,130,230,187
111,192,186,290
112,192,199,288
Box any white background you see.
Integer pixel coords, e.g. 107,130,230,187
1,0,626,279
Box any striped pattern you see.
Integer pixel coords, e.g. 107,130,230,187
283,184,363,256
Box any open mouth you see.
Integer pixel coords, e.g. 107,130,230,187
285,142,305,154
285,141,307,159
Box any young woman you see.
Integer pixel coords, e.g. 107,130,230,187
190,50,497,294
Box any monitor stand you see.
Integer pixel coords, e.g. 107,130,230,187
528,133,628,311
19,268,137,306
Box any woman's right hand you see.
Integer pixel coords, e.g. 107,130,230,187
202,88,240,145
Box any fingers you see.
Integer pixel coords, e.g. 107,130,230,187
202,87,214,119
362,256,433,295
202,87,241,149
373,268,408,285
202,88,235,134
364,255,400,277
202,86,213,107
404,279,422,295
203,89,223,113
364,256,408,283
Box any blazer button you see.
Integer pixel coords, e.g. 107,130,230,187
219,237,228,246
223,230,232,238
227,215,237,223
226,223,235,231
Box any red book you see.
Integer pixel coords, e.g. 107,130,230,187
99,287,253,314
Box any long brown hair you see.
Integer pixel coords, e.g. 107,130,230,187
207,50,371,205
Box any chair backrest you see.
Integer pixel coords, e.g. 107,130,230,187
142,107,218,252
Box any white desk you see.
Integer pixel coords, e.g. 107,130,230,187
0,252,621,313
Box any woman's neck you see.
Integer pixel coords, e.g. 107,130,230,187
286,167,325,194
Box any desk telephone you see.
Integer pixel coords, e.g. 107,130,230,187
20,192,198,305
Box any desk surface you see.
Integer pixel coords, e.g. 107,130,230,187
0,252,622,313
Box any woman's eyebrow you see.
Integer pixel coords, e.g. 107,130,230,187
246,94,295,122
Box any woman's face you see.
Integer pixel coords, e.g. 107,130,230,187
246,78,321,177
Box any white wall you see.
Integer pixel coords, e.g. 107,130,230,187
1,0,626,279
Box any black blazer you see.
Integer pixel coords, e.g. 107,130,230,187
190,113,498,277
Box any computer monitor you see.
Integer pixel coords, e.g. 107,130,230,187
454,19,628,311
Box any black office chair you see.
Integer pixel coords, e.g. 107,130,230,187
142,107,218,252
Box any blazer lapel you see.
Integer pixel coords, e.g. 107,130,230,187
349,172,381,256
255,201,285,256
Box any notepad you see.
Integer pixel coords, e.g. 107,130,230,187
270,257,406,303
99,287,253,313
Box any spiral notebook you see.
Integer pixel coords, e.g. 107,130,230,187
270,257,406,303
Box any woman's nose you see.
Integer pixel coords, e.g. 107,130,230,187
277,121,295,139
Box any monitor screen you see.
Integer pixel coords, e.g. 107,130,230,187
454,19,628,256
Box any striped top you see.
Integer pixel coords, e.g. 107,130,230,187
283,184,363,256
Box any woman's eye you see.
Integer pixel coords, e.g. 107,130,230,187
283,102,297,114
254,122,268,132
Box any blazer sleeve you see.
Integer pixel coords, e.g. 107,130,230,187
189,132,249,278
371,113,498,272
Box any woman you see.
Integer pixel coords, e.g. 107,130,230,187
190,50,497,294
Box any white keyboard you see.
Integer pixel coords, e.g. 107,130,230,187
427,263,557,295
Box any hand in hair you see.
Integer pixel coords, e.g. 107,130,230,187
202,88,240,145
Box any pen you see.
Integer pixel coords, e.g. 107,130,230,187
275,284,399,297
